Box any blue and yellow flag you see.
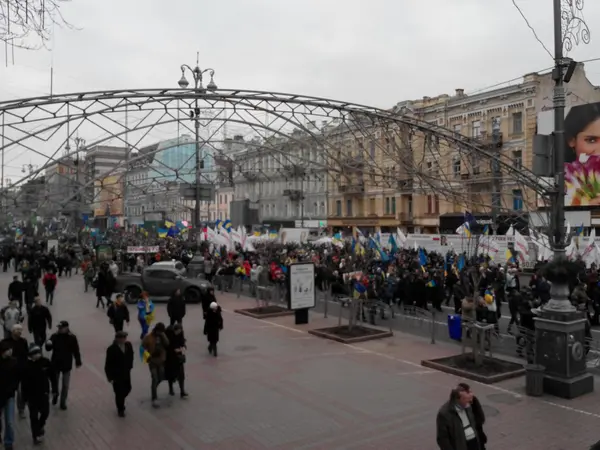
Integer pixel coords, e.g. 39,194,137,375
165,220,175,229
157,228,168,238
215,219,222,229
505,248,516,263
483,224,489,235
223,220,232,232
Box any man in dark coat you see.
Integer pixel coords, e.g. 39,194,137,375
106,294,130,332
0,339,19,450
46,321,82,410
204,302,223,357
167,289,186,326
27,296,52,347
7,276,23,310
436,386,482,450
21,344,57,445
0,324,28,419
165,324,188,398
104,331,133,417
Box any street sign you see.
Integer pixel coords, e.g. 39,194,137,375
179,183,215,201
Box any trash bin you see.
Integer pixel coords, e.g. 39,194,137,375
525,364,545,397
448,314,462,341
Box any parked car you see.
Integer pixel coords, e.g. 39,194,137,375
115,266,212,304
151,260,187,276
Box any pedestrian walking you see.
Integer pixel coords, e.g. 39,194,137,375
204,301,223,357
42,270,58,306
141,323,169,408
436,385,483,450
0,340,19,450
46,321,82,411
137,292,155,339
0,324,28,419
104,331,133,417
7,276,23,311
21,344,56,445
167,289,186,326
27,296,52,347
107,294,130,333
0,301,24,340
165,324,188,398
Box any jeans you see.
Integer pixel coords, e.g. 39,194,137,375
28,396,49,439
46,290,55,305
57,371,71,406
0,396,15,447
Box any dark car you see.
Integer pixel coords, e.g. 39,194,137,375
115,266,212,304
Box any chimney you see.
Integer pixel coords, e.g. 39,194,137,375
455,89,465,97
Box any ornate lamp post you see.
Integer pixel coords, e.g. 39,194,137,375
534,0,593,399
177,55,217,231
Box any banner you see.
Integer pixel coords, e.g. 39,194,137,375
127,246,159,254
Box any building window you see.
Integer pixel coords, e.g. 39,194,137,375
391,197,396,214
346,199,353,216
513,150,523,170
513,189,523,210
370,141,376,159
427,195,434,214
453,158,461,178
492,116,501,133
453,124,461,134
385,197,390,214
472,120,481,138
370,198,376,214
512,112,523,134
336,200,342,216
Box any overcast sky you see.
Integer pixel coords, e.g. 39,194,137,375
2,0,600,179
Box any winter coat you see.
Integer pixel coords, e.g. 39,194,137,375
141,331,169,366
0,336,28,368
107,303,130,327
28,305,52,332
436,400,481,450
96,270,116,297
0,356,19,407
1,306,23,334
42,273,58,292
104,341,134,382
204,306,223,343
165,327,186,381
48,332,82,372
8,280,23,302
21,357,57,402
167,293,186,321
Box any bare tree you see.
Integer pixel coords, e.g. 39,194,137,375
1,0,75,50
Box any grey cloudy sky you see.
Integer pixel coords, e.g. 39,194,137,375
2,0,600,181
3,0,600,106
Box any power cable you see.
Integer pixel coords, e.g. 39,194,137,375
511,0,554,60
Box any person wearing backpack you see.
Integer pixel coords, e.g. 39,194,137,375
0,302,23,340
42,270,58,306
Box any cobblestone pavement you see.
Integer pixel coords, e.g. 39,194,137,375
4,271,600,449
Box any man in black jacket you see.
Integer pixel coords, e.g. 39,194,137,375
106,294,130,333
21,345,57,445
0,340,19,450
46,321,81,410
0,324,28,420
28,296,52,347
7,276,23,310
436,386,482,450
104,331,133,417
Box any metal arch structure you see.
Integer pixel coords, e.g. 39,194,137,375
0,88,548,230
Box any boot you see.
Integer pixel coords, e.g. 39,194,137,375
168,382,175,396
213,344,218,357
179,380,188,398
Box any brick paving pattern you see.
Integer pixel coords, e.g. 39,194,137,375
3,271,600,449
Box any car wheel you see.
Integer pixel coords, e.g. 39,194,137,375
184,288,201,304
126,286,142,304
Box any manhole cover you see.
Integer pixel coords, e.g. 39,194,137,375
481,404,500,417
486,393,522,405
234,345,257,352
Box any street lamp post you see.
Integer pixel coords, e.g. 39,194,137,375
177,56,218,231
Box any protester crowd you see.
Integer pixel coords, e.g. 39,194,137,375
0,233,596,449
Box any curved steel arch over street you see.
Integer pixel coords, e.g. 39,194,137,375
0,88,547,227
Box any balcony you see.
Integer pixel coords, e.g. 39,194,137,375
397,212,413,224
338,182,365,195
478,131,503,149
397,178,413,192
283,189,304,201
342,155,365,170
282,164,305,177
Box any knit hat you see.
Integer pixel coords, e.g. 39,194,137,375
210,302,218,310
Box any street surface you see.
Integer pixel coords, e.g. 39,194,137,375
4,271,600,449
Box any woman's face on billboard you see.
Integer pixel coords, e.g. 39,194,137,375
569,117,600,158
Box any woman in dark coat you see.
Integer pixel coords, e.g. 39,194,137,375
165,324,188,398
167,289,186,326
203,301,223,357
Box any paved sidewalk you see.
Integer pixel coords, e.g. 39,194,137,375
3,273,600,449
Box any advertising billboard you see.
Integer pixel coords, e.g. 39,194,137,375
94,175,124,217
538,102,600,207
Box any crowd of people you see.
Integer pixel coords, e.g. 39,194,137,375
0,235,596,449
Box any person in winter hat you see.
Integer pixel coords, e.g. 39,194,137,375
203,302,223,357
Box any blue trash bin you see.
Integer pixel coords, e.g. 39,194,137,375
448,314,462,341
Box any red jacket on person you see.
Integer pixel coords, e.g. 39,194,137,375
42,273,58,291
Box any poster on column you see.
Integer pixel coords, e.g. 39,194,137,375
539,102,600,207
288,263,316,310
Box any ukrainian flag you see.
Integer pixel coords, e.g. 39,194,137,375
157,228,168,238
483,224,489,235
223,220,232,233
505,248,516,263
165,220,175,229
215,219,222,229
